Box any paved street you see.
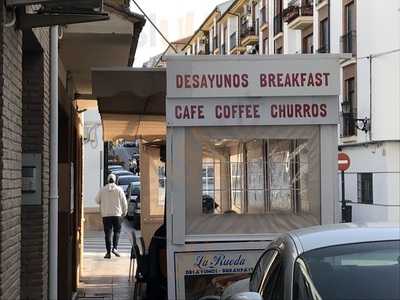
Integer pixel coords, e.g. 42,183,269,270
78,231,134,300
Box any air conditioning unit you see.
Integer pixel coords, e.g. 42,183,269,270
6,0,108,29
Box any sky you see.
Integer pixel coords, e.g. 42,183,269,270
130,0,223,67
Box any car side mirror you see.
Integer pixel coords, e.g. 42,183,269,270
230,292,263,300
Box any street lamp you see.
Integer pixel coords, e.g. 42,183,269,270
341,100,371,133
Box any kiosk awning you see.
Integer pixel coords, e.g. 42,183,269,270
92,68,166,141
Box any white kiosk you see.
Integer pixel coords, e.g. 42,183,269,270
166,55,341,300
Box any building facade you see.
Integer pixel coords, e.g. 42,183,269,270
0,6,51,299
181,0,400,223
0,1,145,299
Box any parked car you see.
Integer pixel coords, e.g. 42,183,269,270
112,170,133,179
126,181,140,200
123,141,137,148
220,223,400,300
107,164,123,174
116,175,139,193
126,182,140,229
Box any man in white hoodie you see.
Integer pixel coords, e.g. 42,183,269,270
95,173,128,259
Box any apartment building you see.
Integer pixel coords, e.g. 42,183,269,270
181,0,400,223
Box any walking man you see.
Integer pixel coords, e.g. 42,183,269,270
95,173,128,259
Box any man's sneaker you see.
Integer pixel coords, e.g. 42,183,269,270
104,252,111,259
112,248,120,257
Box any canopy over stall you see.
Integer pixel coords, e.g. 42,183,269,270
92,67,166,141
92,67,167,246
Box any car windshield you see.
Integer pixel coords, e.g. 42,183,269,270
131,183,140,193
118,176,139,185
293,240,400,300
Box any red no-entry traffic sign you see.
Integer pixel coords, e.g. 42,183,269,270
338,152,351,171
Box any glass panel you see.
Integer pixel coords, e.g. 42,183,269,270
158,162,166,206
297,241,400,300
269,140,292,211
149,148,165,216
247,140,265,213
186,126,321,235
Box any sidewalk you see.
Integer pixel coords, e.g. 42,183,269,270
78,231,134,300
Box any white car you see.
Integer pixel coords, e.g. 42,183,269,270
221,223,400,300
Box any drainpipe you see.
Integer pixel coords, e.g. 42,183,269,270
369,55,372,141
49,25,59,300
328,0,330,51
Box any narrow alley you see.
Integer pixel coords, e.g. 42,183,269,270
78,231,134,300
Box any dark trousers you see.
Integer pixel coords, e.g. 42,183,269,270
102,216,122,253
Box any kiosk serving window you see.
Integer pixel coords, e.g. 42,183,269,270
186,126,321,236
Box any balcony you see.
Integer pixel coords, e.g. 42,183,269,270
221,44,226,55
341,31,357,56
274,14,283,36
341,112,357,137
230,32,237,51
316,0,328,9
240,23,258,46
198,42,210,55
213,36,218,52
317,45,329,53
283,0,313,30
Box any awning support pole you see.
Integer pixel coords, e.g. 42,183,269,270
49,25,59,300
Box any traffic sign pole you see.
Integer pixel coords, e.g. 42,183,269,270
338,152,351,222
341,170,346,222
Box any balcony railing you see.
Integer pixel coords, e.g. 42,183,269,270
316,0,327,6
341,31,357,56
198,42,210,55
230,32,237,50
341,112,357,137
221,44,226,55
283,1,313,24
274,14,283,35
317,45,329,53
213,36,218,51
240,23,256,39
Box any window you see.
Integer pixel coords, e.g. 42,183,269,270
345,1,355,33
186,126,321,236
274,39,283,54
294,241,400,300
302,33,313,54
263,37,269,54
274,0,283,35
260,254,284,300
342,77,356,137
250,250,279,292
358,173,373,204
342,2,356,55
319,18,329,53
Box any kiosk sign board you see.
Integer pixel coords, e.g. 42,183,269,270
166,55,342,300
167,56,340,127
167,97,339,126
167,56,340,98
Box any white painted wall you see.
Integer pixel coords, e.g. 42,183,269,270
357,0,400,142
329,0,342,54
339,142,400,223
83,108,104,209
